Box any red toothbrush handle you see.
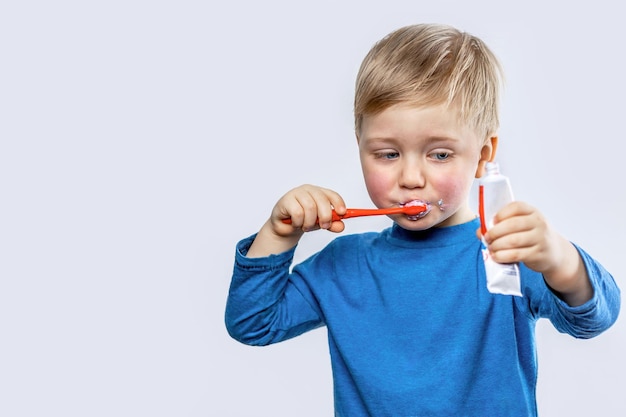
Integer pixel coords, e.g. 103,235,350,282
280,206,426,224
281,210,344,224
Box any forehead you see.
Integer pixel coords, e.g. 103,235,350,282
359,103,478,143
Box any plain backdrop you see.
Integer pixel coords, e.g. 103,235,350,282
1,1,624,416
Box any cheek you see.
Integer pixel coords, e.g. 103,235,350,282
432,173,473,203
362,168,393,204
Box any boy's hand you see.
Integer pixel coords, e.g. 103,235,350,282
247,185,346,258
480,201,559,272
478,201,593,306
271,184,347,235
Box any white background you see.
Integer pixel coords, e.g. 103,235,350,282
1,1,624,416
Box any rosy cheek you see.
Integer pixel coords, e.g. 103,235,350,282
363,171,391,204
432,176,469,205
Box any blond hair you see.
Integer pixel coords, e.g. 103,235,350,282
354,24,503,140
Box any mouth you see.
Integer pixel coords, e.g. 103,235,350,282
400,200,432,221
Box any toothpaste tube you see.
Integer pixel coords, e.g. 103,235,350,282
479,162,522,297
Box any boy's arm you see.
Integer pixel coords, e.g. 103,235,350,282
529,243,621,339
225,184,347,345
538,234,593,306
225,235,323,345
246,219,303,258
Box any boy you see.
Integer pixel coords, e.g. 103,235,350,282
225,24,620,416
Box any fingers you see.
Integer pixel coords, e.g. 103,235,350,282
484,215,541,248
486,231,544,265
273,184,346,234
483,202,535,258
490,201,534,226
481,201,557,271
484,202,538,240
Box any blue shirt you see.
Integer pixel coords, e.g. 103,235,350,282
225,219,620,416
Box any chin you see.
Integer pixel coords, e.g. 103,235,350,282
394,217,436,231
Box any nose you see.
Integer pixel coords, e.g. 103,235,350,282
399,159,426,189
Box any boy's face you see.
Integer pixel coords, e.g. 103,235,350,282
357,103,488,230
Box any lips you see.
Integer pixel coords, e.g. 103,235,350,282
400,199,431,220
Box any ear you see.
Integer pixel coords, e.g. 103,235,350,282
474,136,498,178
488,136,498,162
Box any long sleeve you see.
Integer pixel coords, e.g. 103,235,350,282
520,244,621,339
224,234,324,346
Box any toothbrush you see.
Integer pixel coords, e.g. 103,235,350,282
281,203,430,224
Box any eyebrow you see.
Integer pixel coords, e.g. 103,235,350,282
424,136,460,144
363,135,460,145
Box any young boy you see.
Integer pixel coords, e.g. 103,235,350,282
225,24,620,416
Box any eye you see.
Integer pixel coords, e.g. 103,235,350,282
431,152,450,161
374,151,399,160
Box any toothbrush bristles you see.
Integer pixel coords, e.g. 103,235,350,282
404,204,429,215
